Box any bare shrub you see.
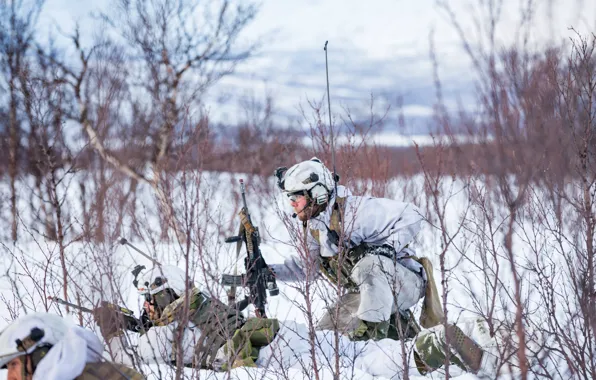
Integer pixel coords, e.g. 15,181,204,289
431,0,595,378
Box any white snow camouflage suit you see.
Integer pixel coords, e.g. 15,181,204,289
270,185,488,374
271,185,426,325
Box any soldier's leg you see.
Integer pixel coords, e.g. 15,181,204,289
390,258,424,311
387,309,420,341
218,318,280,370
386,260,424,340
351,255,394,322
335,256,396,341
316,254,424,341
348,255,425,341
316,292,361,333
316,292,388,341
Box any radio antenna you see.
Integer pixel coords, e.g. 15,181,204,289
324,41,339,200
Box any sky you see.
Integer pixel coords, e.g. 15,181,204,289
37,0,596,137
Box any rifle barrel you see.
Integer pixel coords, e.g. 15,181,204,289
48,296,94,313
119,238,161,266
240,179,248,209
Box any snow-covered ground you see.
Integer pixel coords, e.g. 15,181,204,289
0,170,584,379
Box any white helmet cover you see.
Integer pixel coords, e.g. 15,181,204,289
281,157,335,204
0,312,71,367
136,264,194,296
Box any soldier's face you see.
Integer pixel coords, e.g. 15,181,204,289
7,357,32,380
289,194,309,221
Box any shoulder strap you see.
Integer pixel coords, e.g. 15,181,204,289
329,196,346,233
309,228,320,242
307,196,347,244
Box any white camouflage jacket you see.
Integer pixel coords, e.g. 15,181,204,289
271,185,426,282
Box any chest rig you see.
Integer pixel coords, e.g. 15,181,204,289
305,196,395,291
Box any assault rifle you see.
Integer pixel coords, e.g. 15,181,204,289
48,296,144,333
221,179,279,318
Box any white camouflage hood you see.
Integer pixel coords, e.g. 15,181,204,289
0,312,104,380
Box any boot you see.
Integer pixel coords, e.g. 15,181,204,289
387,310,419,340
349,320,389,341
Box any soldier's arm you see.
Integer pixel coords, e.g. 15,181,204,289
269,231,321,282
269,256,308,281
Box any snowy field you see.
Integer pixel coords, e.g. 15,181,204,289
0,170,584,379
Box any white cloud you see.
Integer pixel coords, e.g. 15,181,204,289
39,0,596,128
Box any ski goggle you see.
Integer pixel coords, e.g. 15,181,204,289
138,276,168,296
286,190,307,202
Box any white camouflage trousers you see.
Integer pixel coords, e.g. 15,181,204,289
317,254,424,329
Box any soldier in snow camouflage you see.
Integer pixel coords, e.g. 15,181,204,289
271,157,491,375
0,312,144,380
97,265,279,371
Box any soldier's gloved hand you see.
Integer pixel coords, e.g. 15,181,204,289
122,314,143,333
139,309,154,332
257,255,276,281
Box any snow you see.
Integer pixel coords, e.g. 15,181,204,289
0,170,581,379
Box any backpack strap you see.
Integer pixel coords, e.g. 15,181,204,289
329,196,346,234
308,196,354,248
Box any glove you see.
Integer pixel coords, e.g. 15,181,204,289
93,305,122,339
123,314,143,333
139,310,154,332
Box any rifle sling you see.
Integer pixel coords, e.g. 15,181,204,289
227,223,245,306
